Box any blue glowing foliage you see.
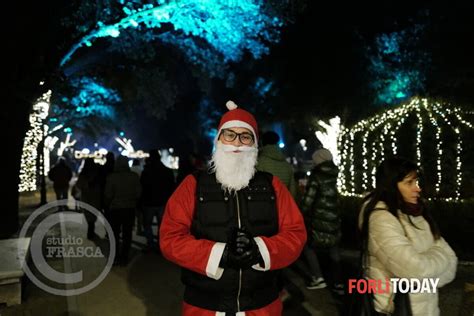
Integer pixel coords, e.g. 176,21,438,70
61,0,285,77
253,77,274,98
198,98,221,142
52,76,120,122
367,24,431,106
69,77,120,118
162,0,283,62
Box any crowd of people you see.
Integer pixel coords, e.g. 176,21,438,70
47,101,457,315
48,149,190,266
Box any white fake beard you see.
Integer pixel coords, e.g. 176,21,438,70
209,142,258,193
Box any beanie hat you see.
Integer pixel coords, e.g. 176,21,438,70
217,101,258,142
261,131,280,146
312,148,333,166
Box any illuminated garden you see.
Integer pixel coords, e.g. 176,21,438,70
3,1,474,314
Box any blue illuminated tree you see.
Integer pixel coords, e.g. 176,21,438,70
50,76,121,137
59,0,298,79
366,24,431,106
57,0,302,145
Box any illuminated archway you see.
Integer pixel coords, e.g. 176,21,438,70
337,97,473,201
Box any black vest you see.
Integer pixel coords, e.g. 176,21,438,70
182,171,280,313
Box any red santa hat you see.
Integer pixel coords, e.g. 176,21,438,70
217,101,258,142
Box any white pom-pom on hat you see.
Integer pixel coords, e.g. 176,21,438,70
226,100,238,111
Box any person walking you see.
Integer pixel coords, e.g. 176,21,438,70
140,149,175,253
105,156,141,266
299,148,344,294
48,157,73,210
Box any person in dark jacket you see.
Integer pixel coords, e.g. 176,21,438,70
48,157,73,210
74,158,101,239
98,152,115,232
299,148,344,294
105,156,141,266
140,149,175,253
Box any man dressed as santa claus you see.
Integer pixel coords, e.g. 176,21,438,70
160,101,307,316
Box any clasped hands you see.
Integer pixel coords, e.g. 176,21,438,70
219,227,263,270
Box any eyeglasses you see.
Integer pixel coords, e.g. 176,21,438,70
219,129,255,145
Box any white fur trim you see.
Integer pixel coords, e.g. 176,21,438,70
216,313,245,316
219,120,257,141
206,242,225,280
226,100,238,110
252,237,271,271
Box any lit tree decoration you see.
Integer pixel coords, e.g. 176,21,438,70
253,77,275,98
50,76,121,144
19,76,120,192
43,133,59,177
60,0,284,77
337,97,473,201
366,24,431,106
115,136,149,159
57,133,77,157
52,76,119,122
19,91,51,192
315,116,342,165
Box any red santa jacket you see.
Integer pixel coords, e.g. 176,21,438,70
160,174,306,315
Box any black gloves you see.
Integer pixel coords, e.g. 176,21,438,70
219,227,263,270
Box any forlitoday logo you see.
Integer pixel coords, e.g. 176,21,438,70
348,278,440,294
19,200,116,296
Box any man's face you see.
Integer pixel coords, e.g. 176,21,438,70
218,127,255,150
211,127,258,192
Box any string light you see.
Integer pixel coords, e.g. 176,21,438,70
337,97,472,201
423,98,442,193
19,90,51,192
415,105,423,167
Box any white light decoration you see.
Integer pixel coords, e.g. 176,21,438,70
115,137,134,154
423,98,442,193
115,137,150,159
57,133,77,157
336,97,472,201
19,90,51,192
74,149,107,165
298,139,307,151
159,148,179,169
44,134,59,177
315,116,341,165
